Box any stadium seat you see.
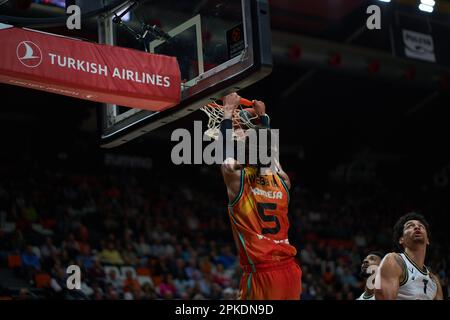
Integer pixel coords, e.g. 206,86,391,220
35,273,51,288
7,254,22,268
136,267,151,276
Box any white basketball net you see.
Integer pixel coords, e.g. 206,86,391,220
200,102,259,141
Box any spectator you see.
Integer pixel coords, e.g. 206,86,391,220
21,245,41,281
77,251,94,271
22,245,41,271
91,282,104,300
121,243,139,266
215,246,236,269
40,237,59,259
198,272,212,297
322,267,334,285
173,258,188,280
141,282,158,300
89,259,106,284
49,267,66,298
159,274,177,299
80,275,94,297
0,163,448,301
64,233,81,260
123,270,140,294
98,242,124,265
222,287,237,300
340,267,359,288
106,269,122,291
185,258,199,280
134,234,151,257
212,264,231,287
105,284,120,300
210,283,223,299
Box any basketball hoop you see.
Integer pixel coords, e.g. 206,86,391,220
200,98,261,141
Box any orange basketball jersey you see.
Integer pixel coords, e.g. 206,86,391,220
228,167,297,268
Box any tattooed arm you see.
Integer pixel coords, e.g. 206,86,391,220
375,253,406,300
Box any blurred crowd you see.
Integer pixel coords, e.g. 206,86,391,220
0,165,448,300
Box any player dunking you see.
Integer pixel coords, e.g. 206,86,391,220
375,212,443,300
219,92,301,300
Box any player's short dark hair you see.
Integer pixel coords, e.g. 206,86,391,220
393,212,430,252
367,251,384,259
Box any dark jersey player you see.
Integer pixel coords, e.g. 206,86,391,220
357,252,383,300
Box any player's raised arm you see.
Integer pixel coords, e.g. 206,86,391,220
253,100,291,189
272,153,291,190
375,253,404,300
220,92,243,173
220,93,243,202
254,99,292,190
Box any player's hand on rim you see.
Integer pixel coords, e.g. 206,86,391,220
223,92,241,119
253,99,266,117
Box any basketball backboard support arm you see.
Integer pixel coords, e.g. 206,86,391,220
99,0,272,148
97,12,117,134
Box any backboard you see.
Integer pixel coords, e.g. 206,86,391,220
99,0,272,148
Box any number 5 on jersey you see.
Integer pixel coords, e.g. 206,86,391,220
257,202,280,235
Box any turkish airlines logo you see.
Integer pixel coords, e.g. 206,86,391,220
16,41,43,68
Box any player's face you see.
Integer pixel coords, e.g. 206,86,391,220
360,254,382,278
399,219,429,248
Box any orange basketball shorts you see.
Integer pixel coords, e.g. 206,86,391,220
238,258,302,300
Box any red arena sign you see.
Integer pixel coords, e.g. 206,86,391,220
0,25,181,111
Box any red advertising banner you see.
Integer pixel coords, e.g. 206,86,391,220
0,24,181,111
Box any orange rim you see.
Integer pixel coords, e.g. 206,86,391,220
207,97,254,108
239,98,253,107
